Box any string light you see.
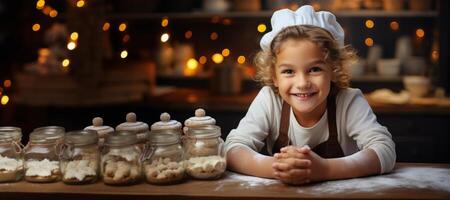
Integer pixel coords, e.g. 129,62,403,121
161,18,169,27
122,34,130,43
32,23,41,32
161,33,169,43
49,9,58,18
76,0,85,8
3,80,11,88
365,19,374,29
390,21,399,31
199,56,207,64
364,37,374,46
237,56,246,64
416,28,425,38
212,53,224,64
67,41,77,50
1,95,9,105
186,58,198,70
102,22,110,31
36,0,45,10
210,32,218,40
120,50,128,59
119,23,127,32
257,24,267,33
62,59,70,67
185,30,192,39
221,48,230,57
70,32,79,41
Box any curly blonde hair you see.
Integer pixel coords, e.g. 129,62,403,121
254,25,357,93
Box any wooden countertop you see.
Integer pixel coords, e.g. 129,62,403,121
1,163,449,200
148,87,450,114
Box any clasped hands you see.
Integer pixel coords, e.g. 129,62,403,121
272,145,329,185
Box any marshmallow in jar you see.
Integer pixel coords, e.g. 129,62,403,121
116,112,149,146
0,134,23,182
151,112,182,135
101,131,142,185
184,125,226,180
60,130,100,185
84,117,114,147
183,108,216,134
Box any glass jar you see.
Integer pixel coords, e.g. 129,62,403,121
0,134,23,182
0,127,23,147
60,130,100,184
33,126,65,153
23,131,61,183
143,129,185,185
183,125,226,179
116,113,150,150
101,131,142,185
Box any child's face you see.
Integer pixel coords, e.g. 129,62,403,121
273,39,334,118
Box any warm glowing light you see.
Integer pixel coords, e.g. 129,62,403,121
120,50,128,59
43,6,51,15
161,18,169,27
3,80,11,88
49,9,58,17
365,19,374,29
237,56,246,64
257,24,267,33
119,23,127,32
210,32,218,40
416,28,425,38
365,37,374,46
199,56,207,64
123,34,130,43
70,32,79,41
431,50,439,61
222,48,230,57
102,22,110,31
222,18,231,25
390,21,399,31
62,59,70,67
161,33,169,43
76,0,85,8
212,53,224,64
186,58,199,70
1,95,9,105
36,0,45,10
32,23,41,32
185,30,192,39
67,42,76,50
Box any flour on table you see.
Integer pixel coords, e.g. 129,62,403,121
300,166,450,194
215,171,278,191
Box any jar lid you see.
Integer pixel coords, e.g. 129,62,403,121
151,112,182,131
184,108,216,127
33,126,65,140
148,131,179,146
0,126,22,141
186,125,221,138
105,131,138,146
116,112,149,133
64,130,98,146
0,134,14,143
84,117,114,138
29,131,58,143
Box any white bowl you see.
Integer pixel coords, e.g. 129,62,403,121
377,59,401,77
403,76,430,97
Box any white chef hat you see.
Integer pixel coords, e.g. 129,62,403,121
260,5,345,51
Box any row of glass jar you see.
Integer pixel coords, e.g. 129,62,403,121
0,122,226,185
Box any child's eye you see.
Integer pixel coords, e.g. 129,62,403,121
281,69,294,74
309,66,322,73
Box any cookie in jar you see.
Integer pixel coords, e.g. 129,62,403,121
23,131,61,183
143,130,185,185
60,130,100,184
183,125,226,179
101,131,142,185
0,133,23,182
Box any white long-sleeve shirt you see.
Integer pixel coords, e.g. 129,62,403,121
225,86,396,174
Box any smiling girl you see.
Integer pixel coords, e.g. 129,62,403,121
224,5,396,185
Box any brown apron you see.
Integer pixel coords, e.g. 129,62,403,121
272,91,344,158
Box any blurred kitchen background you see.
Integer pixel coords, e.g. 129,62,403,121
0,0,448,163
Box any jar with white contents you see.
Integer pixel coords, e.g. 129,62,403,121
143,130,185,185
0,134,23,182
23,131,61,183
60,130,100,184
101,131,142,185
184,125,226,179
